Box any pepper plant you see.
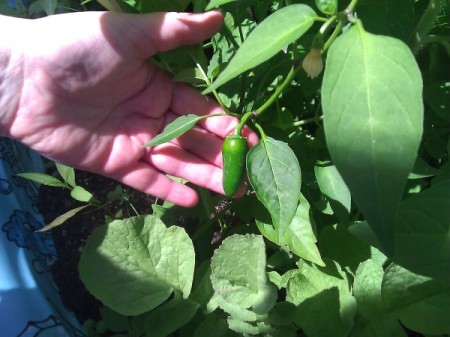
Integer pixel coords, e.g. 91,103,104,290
76,0,450,336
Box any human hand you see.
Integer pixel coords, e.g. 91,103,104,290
2,11,258,207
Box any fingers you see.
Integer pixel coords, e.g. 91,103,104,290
121,11,224,57
146,142,226,195
111,161,199,207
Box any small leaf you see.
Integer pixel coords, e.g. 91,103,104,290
79,215,195,315
314,162,351,219
16,172,67,188
37,205,90,232
55,162,76,187
315,0,337,15
205,0,237,10
204,5,316,93
282,194,324,266
70,186,95,203
322,23,423,255
173,68,205,84
143,114,222,147
247,137,301,237
143,114,201,147
97,0,137,13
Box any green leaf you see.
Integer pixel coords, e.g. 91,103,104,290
143,114,203,147
70,186,95,203
355,0,415,43
409,156,440,179
16,172,67,188
315,0,337,15
322,23,423,255
350,315,407,337
286,259,357,337
204,4,316,93
172,68,205,84
381,264,450,335
99,307,128,333
205,0,237,10
79,215,195,315
282,194,324,266
37,205,90,232
210,234,276,314
353,260,384,319
424,81,450,121
144,294,199,337
314,162,351,219
97,0,137,13
318,224,387,274
193,315,229,337
247,137,301,238
139,0,190,13
55,162,76,187
394,180,450,283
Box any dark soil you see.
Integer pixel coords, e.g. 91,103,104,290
39,169,155,323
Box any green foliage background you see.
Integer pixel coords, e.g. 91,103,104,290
4,0,449,336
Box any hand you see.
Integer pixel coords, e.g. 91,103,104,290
4,11,258,207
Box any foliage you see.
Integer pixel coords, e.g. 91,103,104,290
10,0,450,336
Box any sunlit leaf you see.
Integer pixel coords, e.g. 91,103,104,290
247,137,301,237
322,23,423,255
204,4,316,93
79,215,195,315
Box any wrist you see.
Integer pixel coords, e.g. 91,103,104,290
0,15,26,138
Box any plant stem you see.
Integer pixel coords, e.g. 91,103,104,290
254,122,266,140
292,115,324,127
235,111,254,135
323,20,344,52
346,0,359,12
254,65,300,116
410,0,442,55
193,58,235,116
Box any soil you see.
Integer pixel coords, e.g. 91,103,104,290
39,169,155,323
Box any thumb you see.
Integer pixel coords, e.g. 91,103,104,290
112,11,224,58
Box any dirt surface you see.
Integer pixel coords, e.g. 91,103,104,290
39,169,155,323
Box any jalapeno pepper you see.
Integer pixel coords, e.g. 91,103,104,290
222,134,249,197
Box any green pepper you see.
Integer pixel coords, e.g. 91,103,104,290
222,134,249,197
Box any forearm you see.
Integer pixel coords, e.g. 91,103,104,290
0,15,26,138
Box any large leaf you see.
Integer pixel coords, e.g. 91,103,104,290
394,180,450,283
286,259,357,337
204,4,316,93
210,234,277,314
247,137,301,237
79,215,195,316
381,264,450,335
322,23,423,255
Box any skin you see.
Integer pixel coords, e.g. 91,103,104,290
0,11,258,207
